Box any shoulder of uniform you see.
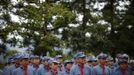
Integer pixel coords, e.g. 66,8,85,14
93,65,99,69
12,67,19,72
113,66,120,71
84,64,92,69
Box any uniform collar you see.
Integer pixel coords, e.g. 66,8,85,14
78,63,84,68
50,69,57,75
44,65,50,71
65,68,70,74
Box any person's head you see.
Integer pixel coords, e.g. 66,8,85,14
42,57,50,66
107,60,114,66
19,53,30,67
32,55,40,65
73,54,79,64
98,53,107,66
107,56,114,66
55,55,63,64
98,58,106,66
122,54,129,62
50,62,58,70
87,56,98,66
48,58,59,70
20,58,29,67
8,58,15,65
13,59,21,67
119,61,128,70
29,55,35,64
76,52,86,64
14,54,23,67
64,60,73,70
91,60,98,66
77,57,85,64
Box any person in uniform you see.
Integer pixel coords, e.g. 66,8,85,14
2,58,12,75
2,56,17,75
62,60,73,75
36,56,50,75
30,55,40,75
12,53,35,75
106,56,114,69
114,53,122,67
70,52,92,75
55,55,65,74
113,54,132,75
87,56,98,68
92,53,111,75
46,58,61,75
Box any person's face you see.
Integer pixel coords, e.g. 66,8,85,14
15,60,20,66
65,63,73,70
107,60,114,66
78,57,85,64
33,58,40,65
88,61,92,65
57,58,63,63
75,58,79,63
43,60,49,66
20,58,29,66
120,63,127,70
50,62,58,70
91,61,98,66
30,59,34,64
99,59,106,65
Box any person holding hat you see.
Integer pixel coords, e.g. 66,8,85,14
113,54,132,75
62,60,73,75
70,52,92,75
12,53,34,75
36,56,50,75
92,53,111,75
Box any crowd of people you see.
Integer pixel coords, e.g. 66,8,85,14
1,52,132,75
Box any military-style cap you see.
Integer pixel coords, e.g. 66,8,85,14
98,53,108,60
106,56,113,61
42,56,50,61
118,58,127,64
55,55,63,60
30,55,40,59
64,59,73,64
122,54,129,60
48,58,59,65
87,56,97,62
20,53,30,59
75,52,86,58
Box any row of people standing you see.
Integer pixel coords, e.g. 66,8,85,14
1,52,132,75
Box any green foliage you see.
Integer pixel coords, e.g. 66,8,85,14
5,50,19,57
0,0,134,57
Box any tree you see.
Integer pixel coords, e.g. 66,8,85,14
0,0,76,55
0,0,134,57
